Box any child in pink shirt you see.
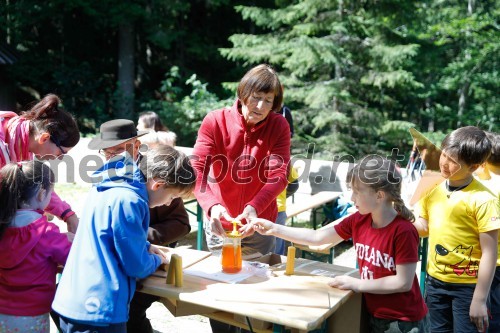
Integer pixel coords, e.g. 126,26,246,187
0,161,72,333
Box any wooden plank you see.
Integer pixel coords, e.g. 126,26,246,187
178,274,353,331
210,281,331,308
409,170,444,206
139,251,362,332
286,191,341,218
152,247,211,278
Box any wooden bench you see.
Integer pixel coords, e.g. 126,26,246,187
286,191,342,229
294,213,355,264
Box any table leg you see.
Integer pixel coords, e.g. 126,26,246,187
197,203,203,250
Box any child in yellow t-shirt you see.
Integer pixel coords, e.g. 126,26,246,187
413,126,500,333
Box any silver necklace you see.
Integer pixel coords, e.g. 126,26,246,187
446,179,472,198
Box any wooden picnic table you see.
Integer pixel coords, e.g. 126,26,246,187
139,247,365,333
286,191,342,220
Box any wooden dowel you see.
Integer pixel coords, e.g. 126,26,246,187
173,254,183,287
285,246,296,276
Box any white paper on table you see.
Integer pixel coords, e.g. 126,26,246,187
184,256,254,284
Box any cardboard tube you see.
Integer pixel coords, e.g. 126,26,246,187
285,246,296,276
173,254,183,287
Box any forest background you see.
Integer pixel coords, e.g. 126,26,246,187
1,0,498,162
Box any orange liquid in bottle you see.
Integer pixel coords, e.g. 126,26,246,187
221,243,242,273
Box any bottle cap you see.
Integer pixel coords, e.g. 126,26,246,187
228,220,241,237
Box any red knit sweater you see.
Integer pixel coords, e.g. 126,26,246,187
192,99,291,227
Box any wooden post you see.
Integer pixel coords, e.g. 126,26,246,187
285,246,296,275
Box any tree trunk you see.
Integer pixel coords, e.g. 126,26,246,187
457,0,474,128
117,23,135,119
457,80,470,128
468,0,475,15
426,97,434,132
332,0,344,113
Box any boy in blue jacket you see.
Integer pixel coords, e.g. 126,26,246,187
52,120,196,333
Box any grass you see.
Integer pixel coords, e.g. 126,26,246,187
54,183,91,201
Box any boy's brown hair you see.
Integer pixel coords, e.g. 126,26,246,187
441,126,491,166
139,145,196,196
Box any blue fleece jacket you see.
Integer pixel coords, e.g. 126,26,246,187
52,154,161,324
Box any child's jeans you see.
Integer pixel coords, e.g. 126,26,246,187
59,315,126,333
369,314,429,333
426,275,489,333
0,313,49,333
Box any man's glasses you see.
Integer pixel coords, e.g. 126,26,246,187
50,135,67,156
99,147,126,158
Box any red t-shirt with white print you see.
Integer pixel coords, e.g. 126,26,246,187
334,212,428,321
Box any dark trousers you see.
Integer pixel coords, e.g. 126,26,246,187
489,267,500,332
51,309,63,332
127,291,160,333
425,275,488,333
369,314,429,333
59,315,126,333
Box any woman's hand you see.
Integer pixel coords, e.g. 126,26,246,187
328,276,361,293
65,215,79,233
209,204,233,237
235,205,257,224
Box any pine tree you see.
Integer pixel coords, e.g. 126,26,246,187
221,0,424,159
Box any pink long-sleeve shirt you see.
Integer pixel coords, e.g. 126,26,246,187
0,211,71,316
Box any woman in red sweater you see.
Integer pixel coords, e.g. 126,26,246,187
192,64,291,258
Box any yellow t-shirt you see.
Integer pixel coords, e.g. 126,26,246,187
276,167,299,212
420,178,500,284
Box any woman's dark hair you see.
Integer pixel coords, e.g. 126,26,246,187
346,155,415,222
138,111,168,132
22,94,80,148
237,64,283,113
139,145,196,195
0,161,55,239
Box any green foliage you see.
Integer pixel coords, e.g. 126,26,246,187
378,120,416,152
418,130,447,149
1,0,497,152
141,67,233,146
0,0,256,131
415,0,499,131
221,0,426,159
220,0,498,160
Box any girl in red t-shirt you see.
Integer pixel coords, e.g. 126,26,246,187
242,155,429,333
